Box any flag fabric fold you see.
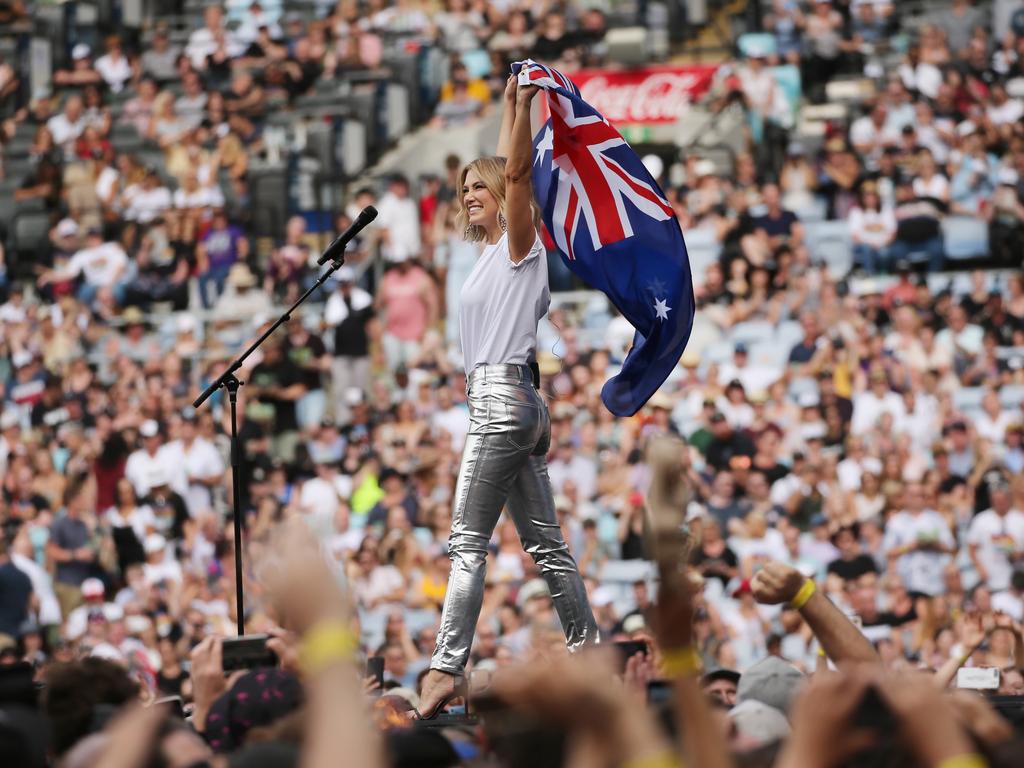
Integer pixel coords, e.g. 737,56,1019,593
511,60,696,417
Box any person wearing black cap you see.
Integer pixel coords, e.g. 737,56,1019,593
702,668,741,706
705,411,756,472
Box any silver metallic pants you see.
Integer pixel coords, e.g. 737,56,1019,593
430,364,598,674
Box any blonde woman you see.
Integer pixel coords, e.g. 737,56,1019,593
417,77,597,718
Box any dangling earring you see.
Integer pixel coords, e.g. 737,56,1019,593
498,212,508,233
464,225,473,240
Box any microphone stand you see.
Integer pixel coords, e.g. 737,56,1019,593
193,250,352,636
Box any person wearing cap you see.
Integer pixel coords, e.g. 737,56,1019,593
142,533,182,586
418,80,597,720
324,264,373,423
125,420,172,499
53,44,102,90
213,262,272,323
967,474,1024,592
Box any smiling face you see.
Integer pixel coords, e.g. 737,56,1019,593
462,167,501,230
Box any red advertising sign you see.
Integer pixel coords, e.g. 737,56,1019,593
569,65,718,125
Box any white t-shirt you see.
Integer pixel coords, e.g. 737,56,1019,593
851,390,906,435
173,185,224,210
882,509,955,596
848,206,895,249
912,174,950,202
376,192,422,262
126,186,172,223
94,53,133,92
46,113,85,155
431,405,470,452
324,286,373,327
67,243,128,287
95,167,120,204
162,438,225,516
144,558,183,585
966,509,1024,592
459,231,548,371
988,98,1024,127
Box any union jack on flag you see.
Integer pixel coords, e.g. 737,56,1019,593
512,59,695,417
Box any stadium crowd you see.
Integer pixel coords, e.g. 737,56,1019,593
1,0,1024,766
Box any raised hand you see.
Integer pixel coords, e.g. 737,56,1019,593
751,561,807,605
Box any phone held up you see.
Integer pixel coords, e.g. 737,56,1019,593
221,635,278,672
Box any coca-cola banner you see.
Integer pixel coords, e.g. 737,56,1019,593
570,65,718,125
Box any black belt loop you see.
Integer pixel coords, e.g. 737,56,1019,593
528,361,540,390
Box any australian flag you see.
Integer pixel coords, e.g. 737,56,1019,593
511,60,696,417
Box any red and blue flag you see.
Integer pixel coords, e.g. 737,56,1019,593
512,59,695,417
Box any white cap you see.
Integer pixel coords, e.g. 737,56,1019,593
89,643,125,662
175,314,198,334
144,533,167,554
956,120,977,137
72,43,92,60
82,578,105,597
694,159,716,177
591,585,615,608
345,387,365,406
12,350,33,368
125,615,152,634
517,578,551,608
56,218,80,238
0,411,19,430
386,252,411,264
145,465,169,488
729,700,791,745
335,265,356,283
139,419,159,438
997,167,1019,186
622,614,647,634
797,391,820,408
641,154,664,180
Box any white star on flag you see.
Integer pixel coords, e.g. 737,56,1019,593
653,298,671,320
535,125,553,166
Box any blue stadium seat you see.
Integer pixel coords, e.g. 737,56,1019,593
730,320,775,347
942,216,990,261
804,220,853,278
737,33,777,59
953,387,985,412
999,384,1024,409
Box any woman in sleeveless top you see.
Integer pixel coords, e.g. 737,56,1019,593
416,77,597,719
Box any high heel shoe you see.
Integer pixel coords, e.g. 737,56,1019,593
412,675,468,720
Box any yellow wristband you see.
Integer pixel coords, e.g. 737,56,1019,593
623,750,685,768
660,646,702,678
935,754,988,768
817,646,827,658
789,579,816,610
300,620,359,675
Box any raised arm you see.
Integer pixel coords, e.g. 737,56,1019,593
505,84,539,264
752,561,879,665
495,75,517,158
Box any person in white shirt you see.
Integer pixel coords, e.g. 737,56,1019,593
187,5,241,69
934,304,984,360
836,436,883,492
376,174,422,263
125,420,183,499
418,78,596,718
430,383,470,453
851,370,906,435
46,95,86,160
883,481,956,596
161,409,225,517
142,534,183,585
987,82,1024,127
975,390,1014,444
967,477,1024,592
38,229,129,306
125,169,173,224
94,35,134,93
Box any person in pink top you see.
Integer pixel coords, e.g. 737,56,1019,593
376,255,438,368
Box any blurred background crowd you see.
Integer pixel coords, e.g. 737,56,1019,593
2,0,1024,765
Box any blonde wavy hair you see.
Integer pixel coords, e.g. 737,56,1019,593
455,156,541,243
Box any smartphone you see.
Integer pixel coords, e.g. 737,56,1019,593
221,634,277,671
613,640,648,671
957,667,1000,690
366,656,385,693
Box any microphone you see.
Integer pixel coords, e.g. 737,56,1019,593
316,206,378,266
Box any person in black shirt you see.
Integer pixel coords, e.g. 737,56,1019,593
532,11,580,63
125,217,191,310
704,413,756,473
826,524,878,583
689,517,739,586
249,341,306,462
285,318,329,432
325,267,374,423
0,538,33,641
